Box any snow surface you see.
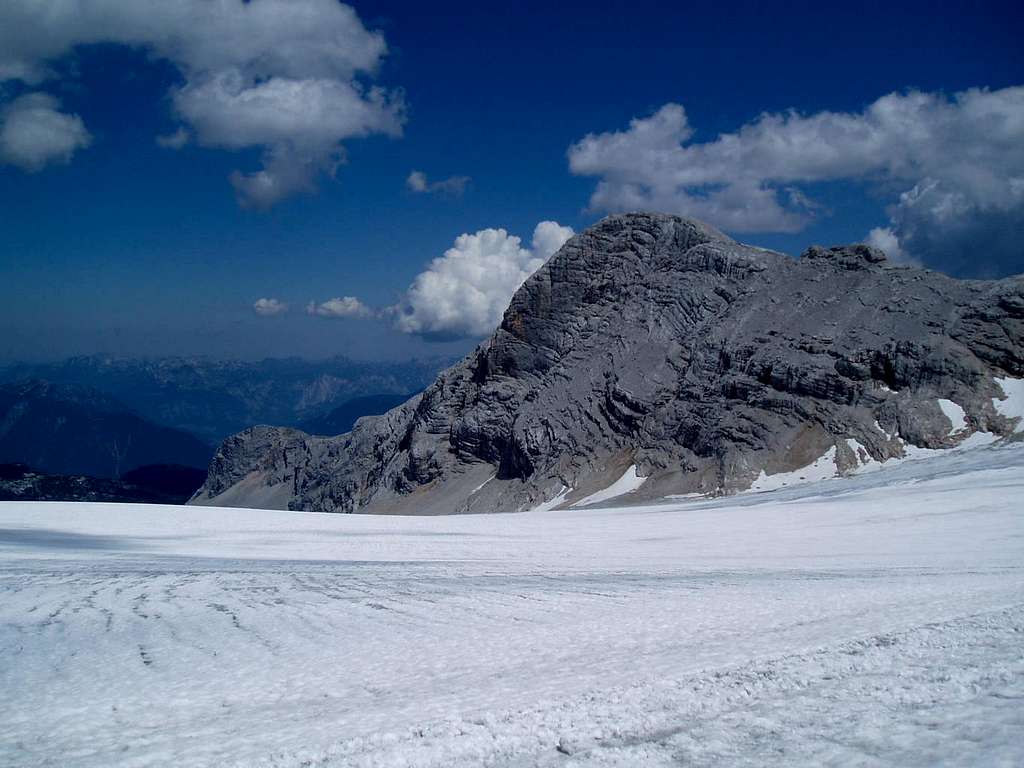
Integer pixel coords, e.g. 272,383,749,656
570,464,647,507
2,443,1024,767
937,398,967,434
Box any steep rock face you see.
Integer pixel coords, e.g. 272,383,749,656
192,213,1024,513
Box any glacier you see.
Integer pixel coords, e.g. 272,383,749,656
1,441,1023,767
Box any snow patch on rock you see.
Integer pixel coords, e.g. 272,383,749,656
873,420,895,440
528,485,572,513
748,447,839,492
937,399,967,435
470,473,497,495
572,465,647,508
993,377,1024,432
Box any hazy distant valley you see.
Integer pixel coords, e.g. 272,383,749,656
0,356,447,502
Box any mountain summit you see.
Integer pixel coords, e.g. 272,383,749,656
192,213,1024,513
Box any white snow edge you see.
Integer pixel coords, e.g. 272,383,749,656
937,399,967,435
993,377,1024,432
571,465,647,508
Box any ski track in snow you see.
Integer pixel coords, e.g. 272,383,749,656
1,443,1023,767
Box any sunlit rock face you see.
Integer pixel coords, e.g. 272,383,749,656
193,212,1024,513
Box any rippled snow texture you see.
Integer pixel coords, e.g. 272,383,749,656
2,442,1023,767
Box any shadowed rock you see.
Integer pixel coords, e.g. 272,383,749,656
192,213,1024,513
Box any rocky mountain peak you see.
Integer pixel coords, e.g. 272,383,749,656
192,213,1024,514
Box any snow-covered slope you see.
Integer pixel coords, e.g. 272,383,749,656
2,442,1023,767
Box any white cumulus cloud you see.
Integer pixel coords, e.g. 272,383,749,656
864,226,911,265
569,86,1024,275
394,221,574,339
406,170,471,197
0,0,403,206
307,296,372,318
253,298,288,316
0,92,91,171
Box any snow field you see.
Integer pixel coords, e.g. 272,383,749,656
1,441,1023,767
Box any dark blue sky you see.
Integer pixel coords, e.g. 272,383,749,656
1,0,1022,361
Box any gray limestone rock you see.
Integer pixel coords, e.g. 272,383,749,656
191,213,1024,513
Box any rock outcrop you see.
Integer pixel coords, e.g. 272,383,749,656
192,213,1024,513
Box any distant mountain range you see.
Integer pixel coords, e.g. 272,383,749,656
0,381,213,479
0,356,445,501
0,355,448,444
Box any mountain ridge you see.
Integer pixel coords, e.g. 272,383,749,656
0,380,213,478
192,212,1024,513
298,393,420,436
0,356,450,444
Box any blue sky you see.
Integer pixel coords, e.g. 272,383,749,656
1,0,1022,362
